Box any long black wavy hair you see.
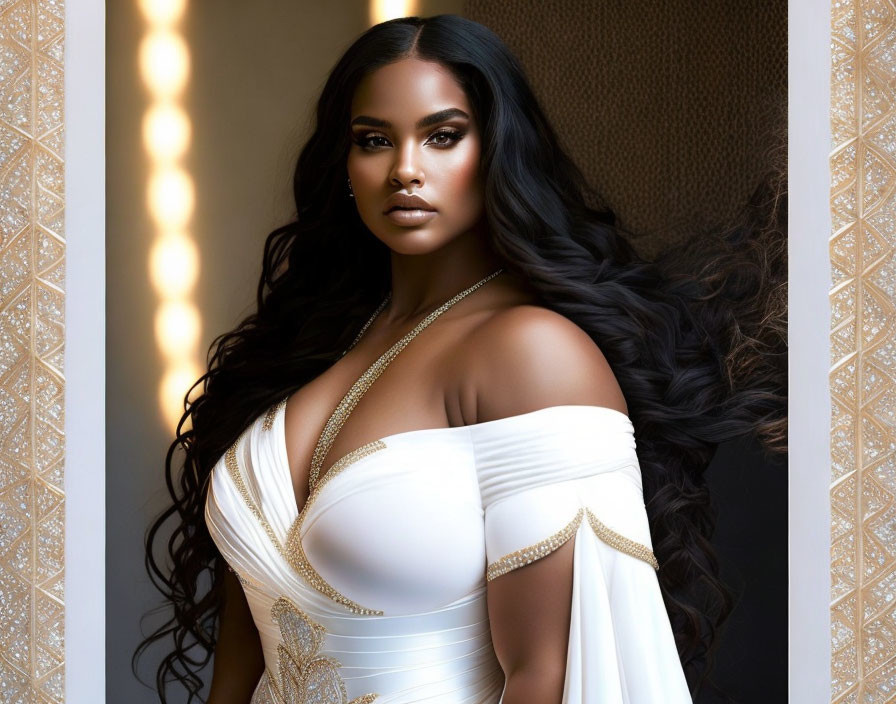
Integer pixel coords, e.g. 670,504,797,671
134,14,787,702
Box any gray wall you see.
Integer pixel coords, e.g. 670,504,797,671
107,3,458,700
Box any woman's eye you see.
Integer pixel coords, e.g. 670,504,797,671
428,129,463,147
355,135,389,149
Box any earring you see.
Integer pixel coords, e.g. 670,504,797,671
347,177,355,198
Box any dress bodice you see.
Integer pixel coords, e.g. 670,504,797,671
204,402,691,703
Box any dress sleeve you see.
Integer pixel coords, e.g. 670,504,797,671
471,405,692,704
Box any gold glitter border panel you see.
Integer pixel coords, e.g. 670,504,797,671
0,0,66,701
830,0,896,700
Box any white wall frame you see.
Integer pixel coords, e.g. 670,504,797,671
788,0,833,700
64,0,106,700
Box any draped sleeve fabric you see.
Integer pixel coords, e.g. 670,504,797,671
470,405,693,704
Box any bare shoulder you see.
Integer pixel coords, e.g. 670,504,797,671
462,304,628,423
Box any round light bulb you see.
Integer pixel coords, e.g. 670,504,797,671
139,31,190,97
143,104,191,161
149,232,199,298
155,300,201,360
147,166,194,228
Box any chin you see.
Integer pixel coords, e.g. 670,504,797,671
376,229,457,256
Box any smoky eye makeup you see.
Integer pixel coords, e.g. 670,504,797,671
428,128,466,146
351,133,387,149
350,126,467,150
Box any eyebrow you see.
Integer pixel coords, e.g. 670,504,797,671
350,107,470,130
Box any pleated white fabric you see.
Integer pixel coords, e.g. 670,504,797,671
204,403,692,703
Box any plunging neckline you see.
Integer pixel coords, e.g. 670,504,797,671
296,269,507,505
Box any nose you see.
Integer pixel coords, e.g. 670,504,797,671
389,139,425,189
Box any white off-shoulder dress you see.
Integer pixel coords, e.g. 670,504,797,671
204,401,693,703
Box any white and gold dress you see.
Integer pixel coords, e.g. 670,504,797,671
203,272,693,703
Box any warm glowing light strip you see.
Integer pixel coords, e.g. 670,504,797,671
139,0,202,433
369,0,419,26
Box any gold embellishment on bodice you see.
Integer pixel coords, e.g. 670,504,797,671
486,506,659,581
263,397,288,431
223,433,385,615
284,440,387,615
256,596,378,704
226,442,283,550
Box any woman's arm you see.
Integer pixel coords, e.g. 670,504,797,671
487,539,575,703
470,305,630,702
206,569,265,704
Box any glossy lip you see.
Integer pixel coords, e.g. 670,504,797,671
384,208,437,227
382,192,436,213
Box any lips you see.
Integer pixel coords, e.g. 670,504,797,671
383,193,435,213
383,207,437,227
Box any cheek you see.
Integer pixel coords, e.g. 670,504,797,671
439,143,483,216
347,156,387,222
347,154,379,189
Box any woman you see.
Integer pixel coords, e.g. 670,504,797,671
136,14,786,704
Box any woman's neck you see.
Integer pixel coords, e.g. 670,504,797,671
383,227,503,324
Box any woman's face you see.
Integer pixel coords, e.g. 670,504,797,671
346,57,485,256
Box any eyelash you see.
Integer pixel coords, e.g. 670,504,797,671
353,129,464,150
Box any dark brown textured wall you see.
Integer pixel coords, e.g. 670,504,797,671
458,6,789,702
463,1,787,258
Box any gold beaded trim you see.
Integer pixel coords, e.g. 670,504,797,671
263,396,288,431
485,506,660,581
284,440,388,615
225,440,284,552
586,507,660,570
487,508,585,581
225,429,387,614
308,268,504,491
